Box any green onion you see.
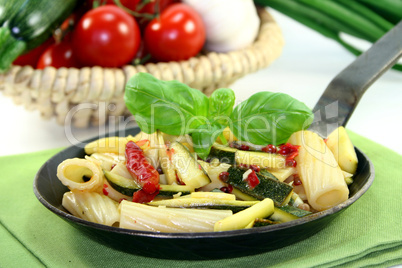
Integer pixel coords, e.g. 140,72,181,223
356,0,402,24
336,0,394,32
254,0,402,71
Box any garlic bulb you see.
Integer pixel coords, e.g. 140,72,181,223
183,0,260,53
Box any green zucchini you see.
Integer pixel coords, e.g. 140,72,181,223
253,218,280,227
169,142,211,189
207,143,286,169
148,198,259,213
158,184,194,197
278,205,312,218
226,166,293,206
0,0,25,27
269,206,312,223
104,170,194,197
104,170,141,196
214,198,274,231
0,0,77,72
207,143,237,164
258,169,279,181
236,150,286,169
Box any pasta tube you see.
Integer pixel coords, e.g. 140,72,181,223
268,167,297,182
57,158,104,192
119,200,232,233
87,153,124,171
288,131,349,211
62,191,120,226
199,160,231,192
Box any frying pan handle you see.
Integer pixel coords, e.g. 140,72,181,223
310,20,402,137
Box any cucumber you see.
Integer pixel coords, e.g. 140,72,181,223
169,142,211,189
148,198,259,213
104,170,194,197
269,206,312,223
207,143,286,169
226,166,293,207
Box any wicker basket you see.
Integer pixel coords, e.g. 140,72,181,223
0,7,284,128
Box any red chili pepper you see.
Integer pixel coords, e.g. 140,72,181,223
246,170,260,189
132,189,159,203
125,141,160,203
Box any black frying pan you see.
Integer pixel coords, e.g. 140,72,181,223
33,21,402,260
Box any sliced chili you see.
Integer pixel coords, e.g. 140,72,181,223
125,140,160,203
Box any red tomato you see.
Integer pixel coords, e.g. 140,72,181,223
36,37,80,69
72,5,141,67
144,3,205,62
13,38,54,67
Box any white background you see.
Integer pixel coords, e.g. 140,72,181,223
1,9,401,157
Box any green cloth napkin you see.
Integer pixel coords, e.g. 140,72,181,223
1,132,401,268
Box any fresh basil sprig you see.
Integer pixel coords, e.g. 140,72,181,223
124,73,313,159
124,72,208,135
191,88,236,159
230,91,314,145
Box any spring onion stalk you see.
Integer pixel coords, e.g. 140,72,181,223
336,0,395,32
356,0,402,24
298,0,385,41
254,0,402,71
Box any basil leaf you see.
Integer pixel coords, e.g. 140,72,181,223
124,73,209,135
191,123,224,160
208,88,235,126
230,91,313,145
191,88,235,158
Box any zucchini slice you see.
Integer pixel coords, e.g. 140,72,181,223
269,206,312,223
104,170,194,197
278,205,312,218
207,143,286,169
214,198,274,232
158,184,194,197
226,166,293,207
157,131,177,184
169,142,211,188
253,218,280,227
207,143,237,164
148,198,259,213
236,150,286,169
104,170,141,197
185,191,236,200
